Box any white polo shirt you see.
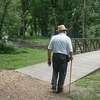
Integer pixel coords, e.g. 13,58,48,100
48,33,73,55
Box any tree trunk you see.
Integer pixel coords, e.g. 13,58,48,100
83,0,87,38
20,0,28,39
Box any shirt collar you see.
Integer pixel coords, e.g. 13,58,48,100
59,32,66,35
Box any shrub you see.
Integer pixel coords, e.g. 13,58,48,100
0,40,18,54
0,40,28,54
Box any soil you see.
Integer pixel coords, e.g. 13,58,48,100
0,70,72,100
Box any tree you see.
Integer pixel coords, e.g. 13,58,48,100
0,0,100,39
0,0,22,38
20,0,29,38
86,0,100,37
0,0,10,38
29,0,51,37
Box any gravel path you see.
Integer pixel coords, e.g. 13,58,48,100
0,70,72,100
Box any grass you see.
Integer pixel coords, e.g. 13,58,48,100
0,36,100,100
67,69,100,100
0,47,47,70
0,36,50,71
23,35,50,44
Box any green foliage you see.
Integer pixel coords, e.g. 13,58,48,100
0,40,16,54
0,40,27,54
87,24,100,38
86,0,100,38
0,0,100,38
0,0,21,37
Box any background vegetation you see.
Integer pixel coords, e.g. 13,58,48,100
0,0,100,39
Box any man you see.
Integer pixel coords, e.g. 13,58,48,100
47,25,73,93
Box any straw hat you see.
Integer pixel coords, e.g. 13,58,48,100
57,25,68,31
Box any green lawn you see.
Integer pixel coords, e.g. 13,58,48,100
67,69,100,100
0,48,47,70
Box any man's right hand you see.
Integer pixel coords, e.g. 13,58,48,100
70,56,73,61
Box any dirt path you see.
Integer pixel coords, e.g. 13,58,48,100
0,70,72,100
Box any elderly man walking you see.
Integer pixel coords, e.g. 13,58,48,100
47,25,73,93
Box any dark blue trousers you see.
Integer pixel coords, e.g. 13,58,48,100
51,53,69,90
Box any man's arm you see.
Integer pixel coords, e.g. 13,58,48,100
48,49,52,66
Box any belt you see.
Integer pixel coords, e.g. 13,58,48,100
53,53,67,56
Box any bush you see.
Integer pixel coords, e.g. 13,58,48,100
0,40,28,54
0,40,18,54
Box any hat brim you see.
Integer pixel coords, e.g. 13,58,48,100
58,29,68,31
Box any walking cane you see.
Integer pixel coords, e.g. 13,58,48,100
69,60,72,93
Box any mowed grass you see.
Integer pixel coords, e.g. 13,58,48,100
67,69,100,100
0,48,47,70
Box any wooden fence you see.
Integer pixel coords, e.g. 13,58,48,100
71,38,100,54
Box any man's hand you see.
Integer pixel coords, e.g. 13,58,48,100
70,56,73,61
48,49,52,66
48,59,51,66
69,52,73,61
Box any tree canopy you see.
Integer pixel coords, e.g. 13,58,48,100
0,0,100,39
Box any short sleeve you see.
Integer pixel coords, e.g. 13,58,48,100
67,38,73,52
48,37,54,50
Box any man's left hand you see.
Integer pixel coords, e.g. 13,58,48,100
48,60,51,66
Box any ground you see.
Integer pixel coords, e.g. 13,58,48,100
0,70,72,100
